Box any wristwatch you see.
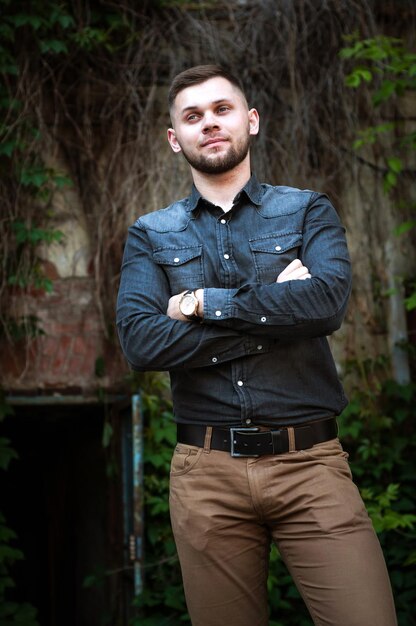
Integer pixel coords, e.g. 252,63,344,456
179,290,199,320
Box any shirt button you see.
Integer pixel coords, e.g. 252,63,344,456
237,380,244,386
257,345,263,350
275,245,281,251
174,257,180,263
245,418,252,425
212,357,218,363
220,219,226,224
215,310,222,317
261,316,267,322
223,253,230,260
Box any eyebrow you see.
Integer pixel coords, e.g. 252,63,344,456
180,98,232,115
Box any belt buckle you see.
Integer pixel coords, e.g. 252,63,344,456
230,427,260,458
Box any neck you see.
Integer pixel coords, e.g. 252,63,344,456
191,158,251,212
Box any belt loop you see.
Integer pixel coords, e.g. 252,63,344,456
203,426,213,453
287,427,296,453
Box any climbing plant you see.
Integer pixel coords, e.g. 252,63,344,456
341,33,416,308
1,0,415,353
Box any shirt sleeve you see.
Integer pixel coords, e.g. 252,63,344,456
202,193,352,339
116,221,273,371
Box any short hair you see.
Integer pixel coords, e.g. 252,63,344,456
168,64,247,110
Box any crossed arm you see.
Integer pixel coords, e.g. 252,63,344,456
118,194,351,371
167,258,312,321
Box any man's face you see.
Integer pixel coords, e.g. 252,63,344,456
167,77,259,175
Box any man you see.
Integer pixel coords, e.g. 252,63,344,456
117,65,396,626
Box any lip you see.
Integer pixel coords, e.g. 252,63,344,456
201,137,228,147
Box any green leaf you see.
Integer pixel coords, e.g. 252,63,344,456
373,80,397,106
102,421,113,448
386,156,402,174
345,73,361,88
358,68,372,82
0,524,17,542
0,438,18,469
10,14,44,29
339,40,364,59
59,15,75,29
404,551,416,565
383,170,397,193
40,39,68,54
11,221,64,246
52,173,73,188
0,22,14,42
345,67,373,88
0,544,24,562
0,575,15,593
339,46,357,59
404,292,416,311
401,130,416,149
0,61,18,75
19,167,49,187
0,140,16,156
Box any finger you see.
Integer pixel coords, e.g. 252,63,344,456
277,268,311,283
278,258,302,279
294,267,310,278
284,266,309,280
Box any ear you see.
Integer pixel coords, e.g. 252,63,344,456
167,128,182,153
248,108,260,136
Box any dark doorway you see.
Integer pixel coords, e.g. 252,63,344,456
1,401,126,626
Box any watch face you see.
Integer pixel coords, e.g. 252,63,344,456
181,294,196,316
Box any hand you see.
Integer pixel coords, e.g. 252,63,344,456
166,289,204,321
276,259,311,283
167,292,188,321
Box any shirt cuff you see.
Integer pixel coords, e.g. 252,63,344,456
203,287,234,321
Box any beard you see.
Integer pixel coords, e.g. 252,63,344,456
179,131,251,175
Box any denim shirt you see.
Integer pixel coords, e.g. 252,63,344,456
116,175,351,427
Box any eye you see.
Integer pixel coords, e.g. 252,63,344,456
217,105,230,114
186,113,200,122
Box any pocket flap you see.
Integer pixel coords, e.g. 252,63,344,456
249,232,302,255
153,245,202,266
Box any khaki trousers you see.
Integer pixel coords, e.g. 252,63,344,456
169,435,397,626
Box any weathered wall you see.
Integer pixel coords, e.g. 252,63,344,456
2,137,413,394
1,2,414,395
1,278,127,392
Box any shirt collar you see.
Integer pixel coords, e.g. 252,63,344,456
186,173,263,212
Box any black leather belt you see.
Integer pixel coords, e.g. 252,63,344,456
177,418,338,458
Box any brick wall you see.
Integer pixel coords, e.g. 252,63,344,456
1,276,128,394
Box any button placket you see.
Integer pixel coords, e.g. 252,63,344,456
215,214,235,291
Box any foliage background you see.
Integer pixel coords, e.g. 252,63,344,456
137,371,416,626
0,0,415,624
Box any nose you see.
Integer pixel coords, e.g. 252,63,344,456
202,112,220,133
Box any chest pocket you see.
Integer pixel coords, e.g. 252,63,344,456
153,245,204,293
249,231,303,283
